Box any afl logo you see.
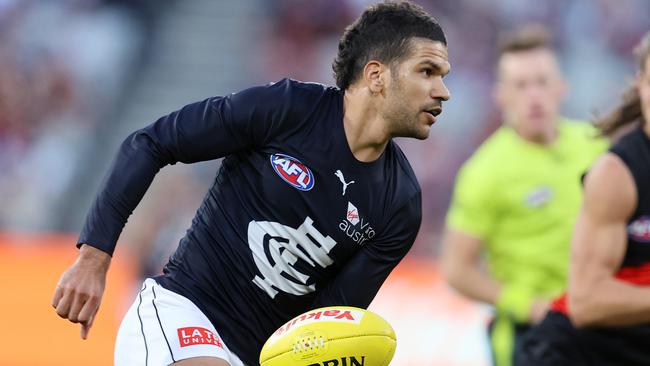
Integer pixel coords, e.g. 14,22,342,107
270,153,315,191
628,216,650,242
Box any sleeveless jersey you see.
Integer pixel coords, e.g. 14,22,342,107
550,127,650,365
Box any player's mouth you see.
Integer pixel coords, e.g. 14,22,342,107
527,108,548,125
423,107,442,124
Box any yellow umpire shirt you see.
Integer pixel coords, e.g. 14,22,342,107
446,119,607,364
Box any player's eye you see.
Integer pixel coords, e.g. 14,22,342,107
422,68,432,77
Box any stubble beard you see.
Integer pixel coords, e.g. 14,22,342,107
382,80,426,140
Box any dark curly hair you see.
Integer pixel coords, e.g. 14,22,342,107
332,1,446,90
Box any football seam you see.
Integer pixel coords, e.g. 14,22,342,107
261,334,395,364
327,332,396,341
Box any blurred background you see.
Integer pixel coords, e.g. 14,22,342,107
1,0,648,365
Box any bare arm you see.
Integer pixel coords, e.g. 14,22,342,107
568,153,650,327
441,228,550,323
441,229,501,304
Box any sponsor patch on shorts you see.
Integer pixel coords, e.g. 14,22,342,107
177,327,223,348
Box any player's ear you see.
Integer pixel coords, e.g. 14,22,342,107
363,60,385,94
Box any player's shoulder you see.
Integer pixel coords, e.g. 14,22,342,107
269,78,339,99
283,78,336,92
232,78,338,103
274,78,342,113
583,152,637,217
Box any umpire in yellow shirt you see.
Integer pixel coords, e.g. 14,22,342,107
441,26,607,366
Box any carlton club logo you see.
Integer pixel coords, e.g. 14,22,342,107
248,217,337,299
270,153,315,191
628,216,650,242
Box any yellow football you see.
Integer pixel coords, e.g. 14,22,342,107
259,306,396,366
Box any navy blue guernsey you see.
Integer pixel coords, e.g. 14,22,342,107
78,78,422,365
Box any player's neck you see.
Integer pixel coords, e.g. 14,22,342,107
342,89,390,162
512,124,559,146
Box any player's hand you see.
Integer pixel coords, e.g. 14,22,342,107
52,244,111,339
529,298,551,325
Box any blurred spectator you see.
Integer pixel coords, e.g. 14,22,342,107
1,0,649,277
0,0,145,229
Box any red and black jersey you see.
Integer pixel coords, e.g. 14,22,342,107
536,127,650,365
612,127,650,273
77,79,422,365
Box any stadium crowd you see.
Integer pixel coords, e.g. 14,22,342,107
1,0,649,276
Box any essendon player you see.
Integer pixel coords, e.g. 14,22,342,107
51,2,451,366
517,32,650,366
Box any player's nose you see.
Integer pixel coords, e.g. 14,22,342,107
432,79,450,102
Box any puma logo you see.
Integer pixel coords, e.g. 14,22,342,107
335,170,355,196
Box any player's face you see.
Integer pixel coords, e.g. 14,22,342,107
381,38,451,140
495,48,567,143
638,56,650,126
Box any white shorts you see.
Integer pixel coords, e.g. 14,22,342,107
115,278,246,366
